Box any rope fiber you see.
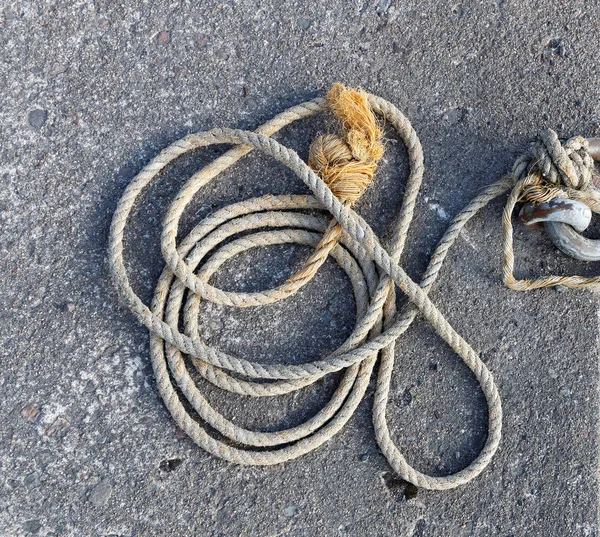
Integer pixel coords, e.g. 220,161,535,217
109,85,597,490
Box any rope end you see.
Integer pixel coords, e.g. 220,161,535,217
308,83,384,205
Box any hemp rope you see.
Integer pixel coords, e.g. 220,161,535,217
110,85,595,491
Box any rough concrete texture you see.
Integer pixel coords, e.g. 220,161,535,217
1,1,599,536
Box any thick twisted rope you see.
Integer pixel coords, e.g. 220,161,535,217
109,88,506,490
502,129,600,290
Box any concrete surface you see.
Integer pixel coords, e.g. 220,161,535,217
1,1,599,536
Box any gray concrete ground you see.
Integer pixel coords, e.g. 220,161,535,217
1,1,599,536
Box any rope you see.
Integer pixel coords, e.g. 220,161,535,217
109,86,509,491
502,129,600,290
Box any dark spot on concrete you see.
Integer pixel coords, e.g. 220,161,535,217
22,519,42,533
404,482,419,499
403,385,417,405
382,473,420,500
412,519,427,536
28,109,47,129
159,458,183,472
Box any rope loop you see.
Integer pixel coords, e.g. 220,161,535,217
109,85,506,491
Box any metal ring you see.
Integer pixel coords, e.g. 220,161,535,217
544,220,600,261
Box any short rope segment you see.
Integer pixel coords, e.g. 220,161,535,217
502,129,600,290
109,85,504,491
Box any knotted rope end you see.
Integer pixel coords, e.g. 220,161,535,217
308,83,384,205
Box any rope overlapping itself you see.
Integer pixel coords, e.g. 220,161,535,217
109,85,595,491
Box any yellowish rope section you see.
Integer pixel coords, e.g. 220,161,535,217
109,84,597,491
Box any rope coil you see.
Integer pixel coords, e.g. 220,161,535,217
109,86,507,491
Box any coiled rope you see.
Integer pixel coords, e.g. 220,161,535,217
109,85,511,490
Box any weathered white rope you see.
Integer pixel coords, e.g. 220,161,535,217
108,93,505,490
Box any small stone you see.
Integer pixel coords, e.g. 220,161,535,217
3,6,19,19
45,417,70,438
554,284,566,293
28,109,48,129
542,112,550,121
208,319,223,332
22,520,42,533
157,31,170,44
48,63,67,78
297,18,311,30
196,33,210,47
283,505,298,517
359,453,369,462
455,451,461,459
21,404,41,423
66,302,76,313
575,99,584,108
403,386,416,405
549,368,558,379
89,480,112,507
24,472,41,488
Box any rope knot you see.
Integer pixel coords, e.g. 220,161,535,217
308,83,384,205
515,129,596,206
